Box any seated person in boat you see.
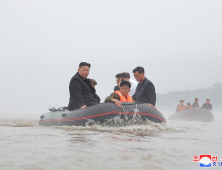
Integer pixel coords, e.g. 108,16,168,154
114,73,121,91
68,62,100,111
105,81,133,107
120,72,138,96
89,79,101,103
132,66,156,107
202,99,212,111
186,103,192,109
176,100,186,113
192,98,200,108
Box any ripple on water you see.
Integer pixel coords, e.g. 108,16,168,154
1,114,222,170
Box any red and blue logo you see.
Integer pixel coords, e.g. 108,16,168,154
193,155,218,167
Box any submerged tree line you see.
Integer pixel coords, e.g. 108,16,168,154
156,82,222,112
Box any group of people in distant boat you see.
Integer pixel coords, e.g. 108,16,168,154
176,97,212,113
68,62,156,111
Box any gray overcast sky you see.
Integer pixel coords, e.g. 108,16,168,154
0,0,222,115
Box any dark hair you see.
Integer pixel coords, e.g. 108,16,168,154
195,98,198,100
133,66,144,74
187,103,191,106
79,62,91,68
121,72,130,79
89,79,97,85
120,81,131,89
206,99,210,101
180,100,184,102
115,73,121,78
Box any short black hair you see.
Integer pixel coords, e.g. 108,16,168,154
187,103,191,106
115,73,121,78
206,99,210,101
79,62,91,68
133,66,144,74
180,100,184,102
120,81,131,89
195,98,198,100
121,72,130,79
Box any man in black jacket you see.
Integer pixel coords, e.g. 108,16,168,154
132,66,156,106
202,99,212,111
68,62,100,111
192,98,200,108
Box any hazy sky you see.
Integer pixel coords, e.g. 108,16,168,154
0,0,222,115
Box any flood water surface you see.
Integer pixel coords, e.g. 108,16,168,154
0,112,222,170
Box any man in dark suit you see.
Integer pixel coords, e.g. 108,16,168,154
202,99,212,111
192,98,200,108
132,66,156,107
68,62,100,111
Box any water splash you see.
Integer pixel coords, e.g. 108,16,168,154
56,115,186,136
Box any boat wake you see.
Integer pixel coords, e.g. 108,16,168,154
54,115,186,136
0,118,38,127
0,115,186,136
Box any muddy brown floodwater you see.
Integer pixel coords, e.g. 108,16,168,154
0,112,221,170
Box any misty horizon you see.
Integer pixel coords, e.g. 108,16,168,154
1,0,222,115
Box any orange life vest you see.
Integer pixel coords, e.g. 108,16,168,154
115,91,133,102
177,104,186,112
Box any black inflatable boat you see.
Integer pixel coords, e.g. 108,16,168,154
168,108,214,122
39,102,166,126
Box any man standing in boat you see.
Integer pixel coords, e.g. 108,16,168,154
202,99,212,111
120,72,138,96
68,62,100,111
192,98,200,108
114,73,121,91
132,67,156,107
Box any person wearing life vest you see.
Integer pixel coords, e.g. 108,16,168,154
185,103,192,110
120,72,138,96
176,100,187,113
105,81,133,107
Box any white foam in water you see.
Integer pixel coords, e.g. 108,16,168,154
57,115,186,135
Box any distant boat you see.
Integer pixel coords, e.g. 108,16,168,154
39,102,166,126
168,108,214,122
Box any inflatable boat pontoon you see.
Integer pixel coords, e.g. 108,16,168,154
39,102,166,126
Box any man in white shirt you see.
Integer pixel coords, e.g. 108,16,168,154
120,72,138,96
